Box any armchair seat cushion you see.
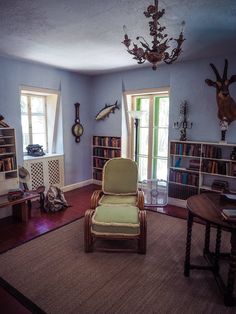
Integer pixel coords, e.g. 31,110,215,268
91,205,140,236
98,195,137,206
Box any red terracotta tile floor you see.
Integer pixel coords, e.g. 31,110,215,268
0,184,186,314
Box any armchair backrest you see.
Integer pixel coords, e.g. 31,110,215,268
102,158,138,195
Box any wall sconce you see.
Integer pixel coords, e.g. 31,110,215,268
128,110,145,162
173,101,193,141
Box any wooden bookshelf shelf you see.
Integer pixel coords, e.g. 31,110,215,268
169,140,236,200
0,128,18,195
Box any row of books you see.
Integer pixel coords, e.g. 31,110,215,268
170,143,201,157
0,157,16,172
93,170,103,181
93,136,121,148
169,169,199,187
93,157,108,168
168,182,198,200
202,145,222,159
201,160,236,176
188,159,200,171
0,147,7,153
93,148,121,158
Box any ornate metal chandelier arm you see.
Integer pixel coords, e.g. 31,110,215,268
163,33,185,64
137,36,151,51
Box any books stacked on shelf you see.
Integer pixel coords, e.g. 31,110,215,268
188,159,200,171
211,180,229,192
169,169,199,187
202,160,230,175
230,162,236,177
202,145,222,159
0,157,16,172
170,142,201,157
93,169,102,181
168,182,198,200
93,136,121,148
93,147,121,158
0,147,6,153
93,157,108,168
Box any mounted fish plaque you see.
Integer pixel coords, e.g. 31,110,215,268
95,101,119,120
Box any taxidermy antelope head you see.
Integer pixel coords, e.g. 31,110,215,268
205,59,236,124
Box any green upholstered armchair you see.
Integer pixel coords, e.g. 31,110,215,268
84,158,147,254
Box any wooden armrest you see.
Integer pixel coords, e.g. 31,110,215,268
137,190,144,210
90,190,104,209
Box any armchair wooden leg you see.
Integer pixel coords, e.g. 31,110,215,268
84,209,94,253
138,210,147,254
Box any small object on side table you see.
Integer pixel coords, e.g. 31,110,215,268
221,209,236,222
8,189,24,201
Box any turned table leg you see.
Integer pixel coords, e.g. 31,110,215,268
184,211,193,277
214,226,222,274
224,231,236,306
203,222,211,255
12,202,28,222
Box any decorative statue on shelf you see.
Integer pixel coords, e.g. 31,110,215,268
219,117,228,142
174,101,193,141
205,59,236,142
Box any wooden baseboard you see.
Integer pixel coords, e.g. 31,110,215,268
62,179,94,192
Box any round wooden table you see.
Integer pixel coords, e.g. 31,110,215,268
184,193,236,306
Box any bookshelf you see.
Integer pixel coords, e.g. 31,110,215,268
169,140,236,202
92,136,121,181
0,128,18,195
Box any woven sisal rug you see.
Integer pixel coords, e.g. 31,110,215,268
0,212,235,314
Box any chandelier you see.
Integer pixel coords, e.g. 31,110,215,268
122,0,185,70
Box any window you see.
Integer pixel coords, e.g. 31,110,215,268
131,93,169,181
20,87,61,155
21,94,48,152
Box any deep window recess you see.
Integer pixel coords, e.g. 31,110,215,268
20,87,60,155
131,94,169,181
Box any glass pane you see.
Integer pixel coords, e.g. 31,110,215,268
32,116,46,134
138,98,149,127
21,115,29,134
153,127,169,157
153,158,168,180
158,97,169,127
32,134,46,149
21,95,28,114
23,133,30,150
138,127,149,156
31,97,45,114
138,156,148,181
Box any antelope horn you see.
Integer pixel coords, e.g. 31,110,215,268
223,59,228,80
210,63,221,81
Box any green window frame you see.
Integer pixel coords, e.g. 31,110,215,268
132,94,169,181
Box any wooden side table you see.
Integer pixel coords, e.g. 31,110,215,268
184,193,236,306
0,192,39,222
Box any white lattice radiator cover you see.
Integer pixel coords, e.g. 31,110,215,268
23,154,64,191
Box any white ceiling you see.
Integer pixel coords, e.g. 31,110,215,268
0,0,235,75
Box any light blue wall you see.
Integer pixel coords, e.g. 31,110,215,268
91,55,236,144
0,56,92,185
0,54,236,188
